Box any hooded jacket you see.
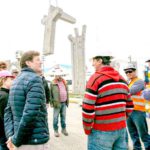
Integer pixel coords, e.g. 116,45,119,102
82,66,134,135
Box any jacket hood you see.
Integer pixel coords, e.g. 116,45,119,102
96,66,120,81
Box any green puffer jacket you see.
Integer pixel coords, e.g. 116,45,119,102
51,79,69,108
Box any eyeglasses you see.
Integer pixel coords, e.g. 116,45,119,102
125,70,133,74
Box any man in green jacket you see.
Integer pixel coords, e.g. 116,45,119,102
51,70,69,137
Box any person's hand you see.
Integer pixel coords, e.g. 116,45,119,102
6,137,15,150
50,102,54,108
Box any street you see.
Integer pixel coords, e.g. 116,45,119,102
47,103,150,150
48,103,87,150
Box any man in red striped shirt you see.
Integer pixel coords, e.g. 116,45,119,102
82,54,134,150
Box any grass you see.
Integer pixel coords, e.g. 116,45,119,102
69,93,84,98
69,93,83,104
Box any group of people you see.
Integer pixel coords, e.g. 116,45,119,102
1,50,150,150
82,55,150,150
0,51,69,150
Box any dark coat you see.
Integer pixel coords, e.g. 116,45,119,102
0,88,9,146
42,76,51,104
51,78,69,108
4,68,49,147
0,88,9,120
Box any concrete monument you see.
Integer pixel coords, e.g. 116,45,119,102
42,5,76,55
68,25,86,94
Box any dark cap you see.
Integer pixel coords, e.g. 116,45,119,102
146,59,150,63
93,56,113,65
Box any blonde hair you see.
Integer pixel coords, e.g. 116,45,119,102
0,61,7,70
0,77,5,87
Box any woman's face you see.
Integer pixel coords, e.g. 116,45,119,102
55,75,62,80
3,77,14,89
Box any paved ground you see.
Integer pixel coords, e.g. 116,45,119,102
47,103,87,150
47,102,150,150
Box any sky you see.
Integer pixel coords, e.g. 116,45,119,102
0,0,150,68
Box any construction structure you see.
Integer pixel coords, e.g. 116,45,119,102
68,25,86,94
42,5,76,55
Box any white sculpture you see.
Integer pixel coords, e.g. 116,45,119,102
68,25,86,94
42,5,76,55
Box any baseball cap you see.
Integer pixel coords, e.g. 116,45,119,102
124,63,136,71
0,70,15,78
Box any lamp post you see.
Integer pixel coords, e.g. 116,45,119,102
42,55,45,74
128,55,132,63
15,50,23,70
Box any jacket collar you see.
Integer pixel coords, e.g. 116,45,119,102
21,67,36,73
0,87,9,93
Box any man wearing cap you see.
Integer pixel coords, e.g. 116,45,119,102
4,51,49,150
82,55,133,150
144,59,150,87
11,69,19,78
50,70,69,137
124,64,150,150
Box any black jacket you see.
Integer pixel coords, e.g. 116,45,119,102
0,88,9,139
42,76,51,104
0,88,9,119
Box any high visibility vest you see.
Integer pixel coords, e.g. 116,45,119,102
129,78,146,112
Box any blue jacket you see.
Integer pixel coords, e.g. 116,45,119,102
4,68,49,147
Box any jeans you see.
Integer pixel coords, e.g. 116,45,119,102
53,102,66,131
88,128,127,150
127,110,150,150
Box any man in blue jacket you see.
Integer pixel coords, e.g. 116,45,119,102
4,50,49,150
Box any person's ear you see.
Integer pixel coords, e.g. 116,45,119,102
98,58,103,64
25,61,31,67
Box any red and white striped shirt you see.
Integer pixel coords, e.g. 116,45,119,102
82,66,134,135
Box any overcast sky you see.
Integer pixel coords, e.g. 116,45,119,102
0,0,150,66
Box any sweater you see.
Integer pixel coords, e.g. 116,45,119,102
82,66,134,135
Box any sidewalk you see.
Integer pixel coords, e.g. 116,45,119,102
47,102,150,150
47,103,87,150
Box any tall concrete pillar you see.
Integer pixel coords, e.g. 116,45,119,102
68,25,86,94
42,5,76,55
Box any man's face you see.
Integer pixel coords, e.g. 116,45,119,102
125,69,136,79
92,59,102,71
12,72,19,78
26,56,42,73
55,75,61,80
